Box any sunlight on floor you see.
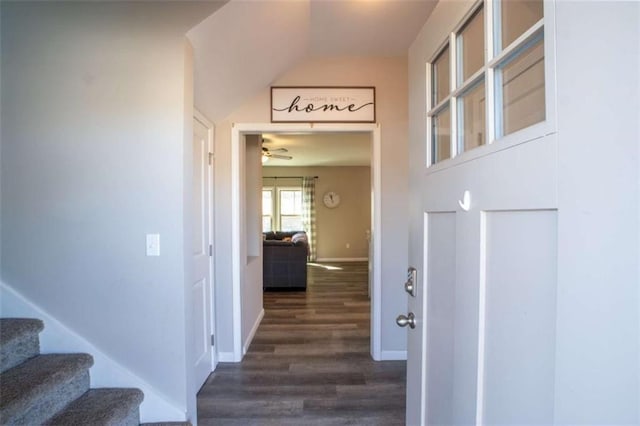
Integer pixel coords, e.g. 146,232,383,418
307,262,344,271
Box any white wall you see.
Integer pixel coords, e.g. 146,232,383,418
0,2,223,421
210,56,409,356
187,0,309,122
553,2,639,423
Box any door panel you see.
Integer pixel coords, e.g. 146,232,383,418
410,134,557,425
193,132,205,255
425,212,456,425
192,278,209,365
482,210,557,425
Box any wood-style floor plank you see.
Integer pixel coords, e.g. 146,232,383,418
197,261,406,425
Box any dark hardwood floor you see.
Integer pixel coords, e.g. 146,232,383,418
197,261,406,425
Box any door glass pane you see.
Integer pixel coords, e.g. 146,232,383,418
458,6,485,84
432,47,450,106
501,0,543,50
458,80,486,152
432,108,451,164
500,38,545,136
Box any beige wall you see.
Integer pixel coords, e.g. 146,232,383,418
263,166,371,260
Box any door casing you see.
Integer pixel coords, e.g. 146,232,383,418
229,122,382,361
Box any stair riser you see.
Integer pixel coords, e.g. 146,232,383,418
0,334,40,374
5,371,90,425
44,388,144,426
117,408,141,426
1,319,145,425
45,407,140,426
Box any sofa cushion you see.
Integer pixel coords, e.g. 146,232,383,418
291,232,307,245
263,240,294,247
274,231,303,240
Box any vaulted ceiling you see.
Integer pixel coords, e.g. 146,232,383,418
188,0,437,123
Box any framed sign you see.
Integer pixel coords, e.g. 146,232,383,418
271,86,376,123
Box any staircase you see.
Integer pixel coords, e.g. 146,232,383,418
0,318,144,425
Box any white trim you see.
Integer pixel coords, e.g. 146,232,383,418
230,127,243,362
194,109,218,372
370,125,382,361
231,122,382,363
475,211,488,425
429,97,450,116
421,213,430,425
243,309,265,355
452,69,485,99
486,0,497,144
380,350,407,361
315,257,368,262
425,61,433,167
425,121,551,176
487,20,544,69
217,352,236,363
0,281,186,423
449,31,458,159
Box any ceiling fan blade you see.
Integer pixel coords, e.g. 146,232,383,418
269,148,289,153
270,154,293,160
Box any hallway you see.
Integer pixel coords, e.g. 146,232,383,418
197,262,406,425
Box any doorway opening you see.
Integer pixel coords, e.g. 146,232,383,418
229,123,382,362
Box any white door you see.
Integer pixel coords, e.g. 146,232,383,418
192,113,215,386
406,1,557,424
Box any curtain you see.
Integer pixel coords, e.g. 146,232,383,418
302,176,317,261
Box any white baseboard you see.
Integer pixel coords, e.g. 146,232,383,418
315,257,368,262
243,308,264,356
217,352,237,363
380,350,407,361
0,281,186,423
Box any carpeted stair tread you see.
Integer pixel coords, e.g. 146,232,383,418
141,423,192,426
0,318,44,373
0,318,44,346
45,388,144,425
0,353,93,424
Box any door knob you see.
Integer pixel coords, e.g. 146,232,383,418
396,312,416,329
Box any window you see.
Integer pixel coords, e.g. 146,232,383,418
427,0,546,165
279,189,303,231
262,187,303,232
262,189,273,232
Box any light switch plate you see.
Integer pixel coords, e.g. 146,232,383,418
146,234,160,256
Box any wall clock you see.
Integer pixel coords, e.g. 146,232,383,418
323,191,341,208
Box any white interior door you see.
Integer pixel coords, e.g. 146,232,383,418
192,113,215,386
406,1,558,424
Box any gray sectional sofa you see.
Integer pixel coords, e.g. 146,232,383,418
262,231,309,290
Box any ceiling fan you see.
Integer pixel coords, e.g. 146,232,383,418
261,145,292,162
